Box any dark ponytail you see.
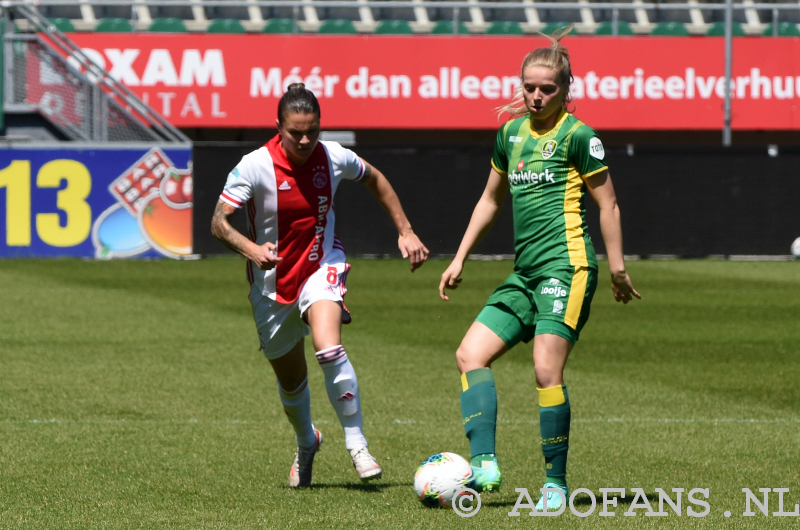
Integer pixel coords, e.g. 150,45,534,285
277,83,321,124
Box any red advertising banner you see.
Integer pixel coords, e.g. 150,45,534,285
69,34,800,130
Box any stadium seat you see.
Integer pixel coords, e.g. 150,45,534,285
650,22,689,36
706,21,745,36
317,19,358,34
431,20,469,35
762,22,800,37
263,18,296,34
207,18,246,34
94,18,133,32
148,18,187,33
540,22,575,36
594,21,634,36
48,17,75,32
485,21,524,35
374,20,414,35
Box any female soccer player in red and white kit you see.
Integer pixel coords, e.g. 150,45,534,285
212,83,429,488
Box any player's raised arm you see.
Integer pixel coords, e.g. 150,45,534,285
439,168,508,301
360,160,429,272
211,200,282,271
584,170,640,303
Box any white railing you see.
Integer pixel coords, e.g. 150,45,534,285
3,3,191,142
3,0,800,36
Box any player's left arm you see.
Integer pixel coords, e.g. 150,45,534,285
585,170,641,303
360,160,429,272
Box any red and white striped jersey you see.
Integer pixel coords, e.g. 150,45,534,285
219,135,366,304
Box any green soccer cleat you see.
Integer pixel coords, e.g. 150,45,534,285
536,482,569,511
468,454,502,493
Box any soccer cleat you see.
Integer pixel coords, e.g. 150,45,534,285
468,455,502,493
536,482,569,512
350,446,383,481
289,429,323,488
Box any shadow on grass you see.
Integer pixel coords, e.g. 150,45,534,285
293,482,410,492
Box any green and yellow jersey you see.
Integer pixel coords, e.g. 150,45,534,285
492,109,607,273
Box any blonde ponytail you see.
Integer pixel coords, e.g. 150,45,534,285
495,24,574,119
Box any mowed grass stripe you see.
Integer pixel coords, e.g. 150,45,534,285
0,258,798,529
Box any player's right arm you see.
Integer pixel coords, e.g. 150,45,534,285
211,201,282,270
439,168,508,301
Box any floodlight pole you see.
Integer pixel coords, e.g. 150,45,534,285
722,0,733,147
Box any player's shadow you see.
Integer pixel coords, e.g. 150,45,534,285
298,482,409,492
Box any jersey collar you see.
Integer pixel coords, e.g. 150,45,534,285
528,109,568,139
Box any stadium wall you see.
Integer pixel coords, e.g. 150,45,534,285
66,34,800,131
0,145,193,258
193,143,800,258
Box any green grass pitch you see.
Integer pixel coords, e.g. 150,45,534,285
0,257,798,529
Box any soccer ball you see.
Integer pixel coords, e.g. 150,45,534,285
413,452,474,508
791,237,800,258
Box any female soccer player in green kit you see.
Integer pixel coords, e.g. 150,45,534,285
439,27,641,511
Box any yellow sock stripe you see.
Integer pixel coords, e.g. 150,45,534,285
461,372,469,392
564,267,589,329
538,385,566,407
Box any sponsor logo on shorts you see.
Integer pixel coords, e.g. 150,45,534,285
541,285,567,297
553,300,564,314
542,140,558,159
548,278,560,285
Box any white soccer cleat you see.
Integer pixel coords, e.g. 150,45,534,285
350,446,382,482
289,429,323,488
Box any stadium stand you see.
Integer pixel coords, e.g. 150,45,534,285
706,20,745,35
485,20,525,35
262,17,297,32
94,17,133,32
650,20,690,35
21,1,800,36
318,18,359,33
147,17,188,32
374,19,414,34
594,20,634,35
430,19,470,34
207,17,247,32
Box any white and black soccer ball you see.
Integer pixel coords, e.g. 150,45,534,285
791,237,800,259
413,452,474,508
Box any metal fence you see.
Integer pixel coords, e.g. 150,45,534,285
3,4,191,143
10,0,800,35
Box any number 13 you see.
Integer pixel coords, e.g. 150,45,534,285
0,159,92,247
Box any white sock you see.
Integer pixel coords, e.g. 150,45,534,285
277,377,316,450
316,345,368,451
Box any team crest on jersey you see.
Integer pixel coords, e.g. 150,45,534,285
541,140,558,160
313,172,328,189
517,160,525,171
311,164,328,189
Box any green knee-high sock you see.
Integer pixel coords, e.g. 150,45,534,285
538,384,571,487
460,368,497,458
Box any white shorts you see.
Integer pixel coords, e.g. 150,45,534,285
249,262,351,360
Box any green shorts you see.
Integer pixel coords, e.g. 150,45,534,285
476,266,598,347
